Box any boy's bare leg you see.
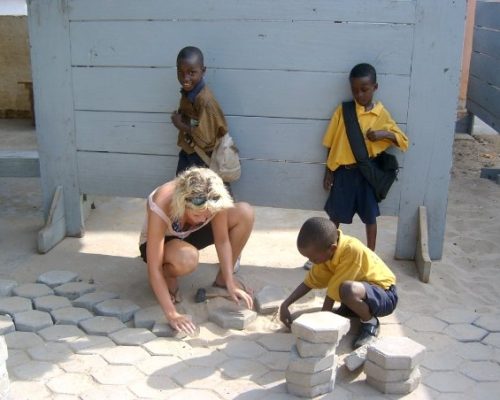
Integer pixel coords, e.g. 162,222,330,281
339,281,371,321
366,223,377,251
322,296,335,312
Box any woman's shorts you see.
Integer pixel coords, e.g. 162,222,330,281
139,222,214,263
324,166,380,225
362,283,398,317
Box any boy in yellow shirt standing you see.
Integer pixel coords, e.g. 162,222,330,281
280,217,398,349
322,63,408,252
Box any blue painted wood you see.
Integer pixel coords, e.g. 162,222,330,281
38,186,66,254
475,1,500,31
472,28,500,61
466,99,499,133
469,52,500,89
468,75,500,117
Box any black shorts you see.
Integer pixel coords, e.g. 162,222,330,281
139,222,214,263
362,283,398,317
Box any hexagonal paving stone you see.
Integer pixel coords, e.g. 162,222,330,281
128,375,180,398
136,355,186,376
101,345,150,365
59,354,108,374
94,299,140,322
34,294,72,312
27,341,74,362
0,296,32,316
421,351,463,371
208,307,257,330
460,360,500,382
219,358,269,379
405,315,447,333
257,333,295,352
220,338,266,358
4,331,44,349
435,308,479,324
184,347,229,368
5,349,30,368
425,371,476,393
54,282,96,300
367,336,426,370
91,365,144,385
259,351,290,371
443,323,488,342
213,378,265,400
483,332,500,348
8,381,52,400
38,324,85,342
47,372,95,395
452,341,493,361
80,385,136,400
79,316,126,335
12,283,54,299
474,313,500,332
69,335,116,355
14,309,53,332
11,360,63,381
465,381,500,399
108,327,156,345
51,306,93,325
37,270,79,288
133,305,165,329
141,337,194,358
0,315,15,334
73,291,119,311
172,365,224,389
0,279,18,296
169,389,224,400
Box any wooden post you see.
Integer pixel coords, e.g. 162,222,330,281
396,0,467,260
27,0,83,236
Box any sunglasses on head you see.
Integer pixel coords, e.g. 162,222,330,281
187,195,220,206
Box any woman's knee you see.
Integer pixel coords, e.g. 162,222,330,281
234,202,255,225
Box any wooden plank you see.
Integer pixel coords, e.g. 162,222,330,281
70,21,412,75
68,0,416,23
468,75,500,117
469,51,500,89
27,0,83,236
472,27,500,60
0,150,40,177
475,1,500,31
415,206,432,283
38,186,66,253
396,0,466,260
72,68,410,123
76,151,401,214
467,98,500,132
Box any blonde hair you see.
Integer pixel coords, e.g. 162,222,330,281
170,167,234,220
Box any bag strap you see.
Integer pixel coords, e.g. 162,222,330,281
342,101,370,163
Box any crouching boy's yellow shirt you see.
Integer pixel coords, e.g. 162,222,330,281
304,230,396,301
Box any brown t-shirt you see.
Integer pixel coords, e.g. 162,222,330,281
177,85,228,154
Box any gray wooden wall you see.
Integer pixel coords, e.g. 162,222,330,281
27,0,466,259
467,0,499,132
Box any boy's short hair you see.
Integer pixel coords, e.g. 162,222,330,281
349,63,377,84
177,46,204,66
297,217,337,250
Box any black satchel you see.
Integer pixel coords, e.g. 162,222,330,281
342,101,399,202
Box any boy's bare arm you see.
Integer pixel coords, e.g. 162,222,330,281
366,129,398,145
323,149,333,190
279,282,311,328
322,295,335,312
171,111,192,136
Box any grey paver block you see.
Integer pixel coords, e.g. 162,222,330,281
59,354,108,373
91,364,144,385
34,295,72,312
54,282,96,300
422,371,476,393
79,316,126,335
94,299,140,322
133,305,164,329
453,342,492,361
257,332,295,352
0,336,7,361
101,345,150,365
296,337,335,358
37,270,79,288
443,323,488,342
128,375,180,398
69,335,116,355
4,331,44,349
212,378,264,399
0,296,32,316
460,360,500,382
474,314,500,332
27,341,74,362
172,365,224,389
11,360,63,381
287,379,334,398
51,306,93,325
421,351,463,371
5,349,30,368
136,355,186,376
435,308,479,324
291,311,350,344
367,336,426,370
0,315,15,334
208,307,257,330
364,359,415,382
0,279,18,296
47,372,95,395
345,344,369,371
152,321,188,339
220,358,270,379
80,384,136,400
12,283,54,299
367,367,421,394
483,332,500,347
14,309,53,331
8,381,52,399
221,338,266,358
141,337,193,358
169,389,223,400
108,327,156,345
288,345,335,374
255,285,288,315
285,367,335,387
73,291,119,311
38,324,85,342
405,315,447,333
185,346,229,368
259,350,290,371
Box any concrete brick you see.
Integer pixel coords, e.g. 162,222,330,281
219,358,269,379
285,367,335,387
185,347,229,368
13,309,53,331
37,270,79,288
141,338,194,359
367,336,426,370
443,323,488,342
54,282,96,300
11,360,63,381
344,344,368,371
79,316,126,335
257,333,295,352
287,379,334,398
421,350,463,371
208,307,257,330
69,335,116,355
128,375,180,398
8,381,52,399
136,355,186,376
366,367,421,394
424,371,475,393
405,315,447,333
172,365,224,389
73,291,119,311
0,336,7,361
51,306,93,325
460,360,500,382
258,350,290,371
169,389,222,400
364,360,415,382
38,324,85,342
33,294,72,312
47,372,95,395
12,283,54,299
4,331,44,349
221,338,267,359
483,332,500,347
58,354,108,374
91,365,144,385
0,315,15,334
255,285,288,315
0,296,32,316
80,385,136,400
5,349,30,368
288,345,335,374
0,279,18,296
152,321,188,339
296,337,336,358
101,345,150,365
291,311,350,344
474,313,500,332
435,308,479,324
108,327,156,345
133,305,164,329
27,341,74,362
94,299,140,322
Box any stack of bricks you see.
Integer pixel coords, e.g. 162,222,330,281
0,335,9,399
286,311,350,398
365,336,426,395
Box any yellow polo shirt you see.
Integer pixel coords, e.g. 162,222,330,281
304,230,396,301
323,101,409,171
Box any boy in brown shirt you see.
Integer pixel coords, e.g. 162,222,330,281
171,46,228,175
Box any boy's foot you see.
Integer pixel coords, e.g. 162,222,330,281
303,260,313,270
353,318,379,349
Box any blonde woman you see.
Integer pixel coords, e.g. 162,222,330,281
139,167,254,334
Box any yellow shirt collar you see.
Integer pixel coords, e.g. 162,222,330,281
355,100,383,116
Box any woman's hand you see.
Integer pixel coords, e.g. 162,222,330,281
228,286,253,310
167,312,197,335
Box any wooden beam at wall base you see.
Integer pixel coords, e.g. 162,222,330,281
38,186,66,254
415,206,432,283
